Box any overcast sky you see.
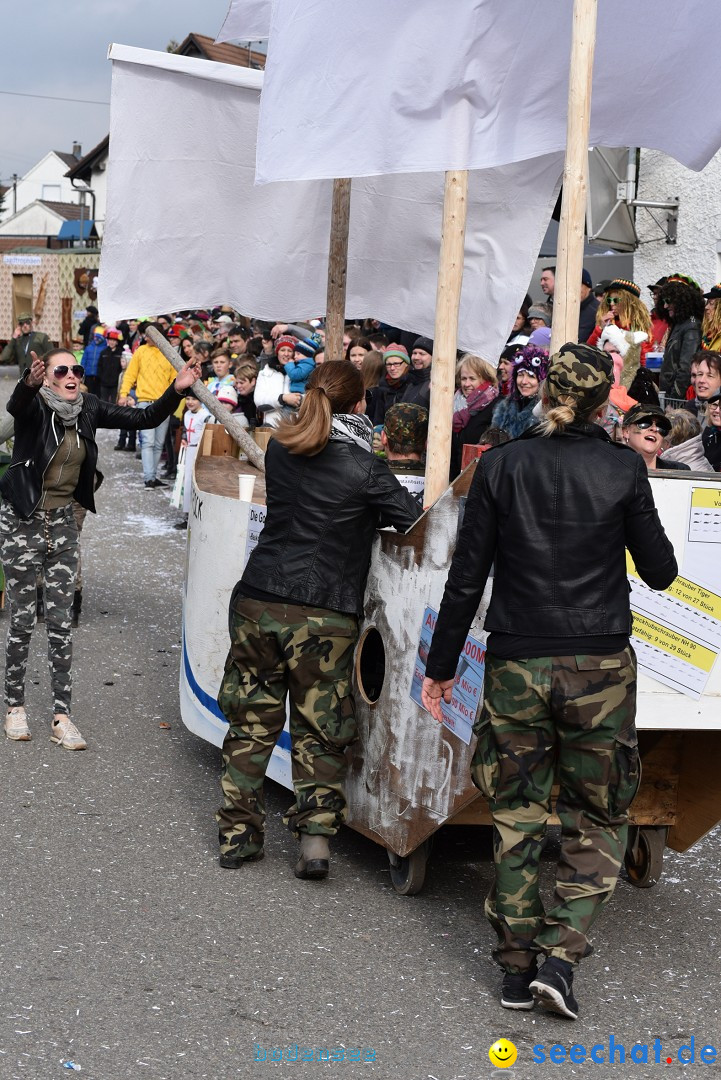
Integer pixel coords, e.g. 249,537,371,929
0,0,235,184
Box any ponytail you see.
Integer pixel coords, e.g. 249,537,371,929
538,391,609,436
273,360,364,456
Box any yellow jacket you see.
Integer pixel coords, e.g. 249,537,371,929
120,344,176,402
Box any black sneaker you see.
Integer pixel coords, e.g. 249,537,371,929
530,957,579,1019
144,478,167,489
501,962,537,1011
113,442,125,451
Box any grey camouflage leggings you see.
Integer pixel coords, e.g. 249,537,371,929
1,502,79,713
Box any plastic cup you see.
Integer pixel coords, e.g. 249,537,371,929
238,473,256,502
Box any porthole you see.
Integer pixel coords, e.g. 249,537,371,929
355,626,386,705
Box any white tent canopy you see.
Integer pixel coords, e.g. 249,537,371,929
233,0,721,184
99,46,562,358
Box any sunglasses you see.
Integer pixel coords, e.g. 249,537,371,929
606,296,621,305
52,364,85,380
633,417,670,435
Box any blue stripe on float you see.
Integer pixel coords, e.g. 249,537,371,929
182,634,292,753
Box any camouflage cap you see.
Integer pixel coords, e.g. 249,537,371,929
383,403,428,454
545,342,613,413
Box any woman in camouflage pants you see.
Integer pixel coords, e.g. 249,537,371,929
423,343,676,1020
0,347,200,749
217,361,419,880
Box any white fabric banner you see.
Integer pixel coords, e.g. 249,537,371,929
99,47,562,362
216,0,271,42
252,0,721,183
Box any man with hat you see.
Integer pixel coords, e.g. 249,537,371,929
422,342,676,1020
399,336,433,409
381,403,428,505
1,314,52,376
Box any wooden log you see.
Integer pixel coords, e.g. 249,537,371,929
550,0,598,355
324,177,352,362
424,169,469,507
145,325,265,471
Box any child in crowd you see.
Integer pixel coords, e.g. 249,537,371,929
81,326,107,396
233,361,259,429
207,349,235,396
175,394,211,528
283,336,318,398
97,329,124,403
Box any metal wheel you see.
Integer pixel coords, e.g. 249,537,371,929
388,841,430,895
624,825,668,888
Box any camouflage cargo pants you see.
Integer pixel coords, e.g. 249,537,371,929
472,649,640,970
0,502,78,713
216,596,358,859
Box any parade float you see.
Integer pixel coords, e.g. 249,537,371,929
100,0,721,892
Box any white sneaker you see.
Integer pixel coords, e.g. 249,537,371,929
5,706,31,741
50,715,87,751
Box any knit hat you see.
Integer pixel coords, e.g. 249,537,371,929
528,326,551,350
581,268,593,287
294,337,319,359
527,305,551,326
275,334,298,354
545,342,613,413
667,273,703,293
106,329,123,342
513,344,550,386
217,385,238,406
411,336,434,356
383,403,428,454
383,344,410,365
216,314,233,326
605,279,641,299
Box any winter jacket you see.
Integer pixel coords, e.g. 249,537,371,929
0,373,183,519
450,398,498,478
370,373,409,425
490,394,539,438
659,318,702,399
702,424,721,471
240,437,421,615
283,355,315,394
425,423,677,680
81,335,107,378
253,365,290,428
398,365,431,409
97,346,122,389
578,293,600,343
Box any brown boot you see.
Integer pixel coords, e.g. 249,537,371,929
294,834,330,880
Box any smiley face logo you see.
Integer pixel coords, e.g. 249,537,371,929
489,1039,518,1068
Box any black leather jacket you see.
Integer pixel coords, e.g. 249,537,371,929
0,374,182,519
241,437,421,615
426,423,677,680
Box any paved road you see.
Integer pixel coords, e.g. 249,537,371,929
0,371,719,1079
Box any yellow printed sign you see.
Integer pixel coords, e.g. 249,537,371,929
631,611,716,672
691,488,721,510
626,551,721,620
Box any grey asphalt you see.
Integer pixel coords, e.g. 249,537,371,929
0,370,719,1080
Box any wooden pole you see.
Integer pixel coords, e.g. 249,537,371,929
550,0,598,355
324,177,352,361
424,169,468,506
145,326,265,471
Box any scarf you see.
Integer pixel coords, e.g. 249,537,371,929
384,372,407,390
452,381,499,433
39,386,84,426
329,413,374,453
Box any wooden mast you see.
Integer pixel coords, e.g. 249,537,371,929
424,169,469,507
324,177,352,361
550,0,599,354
